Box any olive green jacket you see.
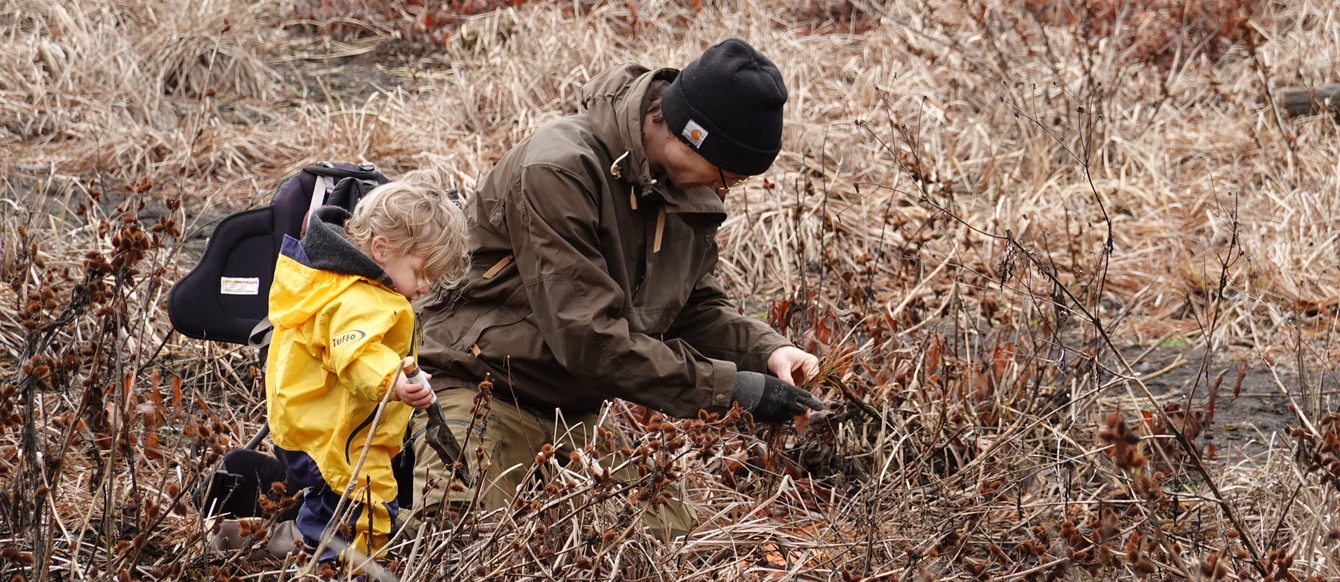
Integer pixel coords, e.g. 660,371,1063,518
415,63,790,417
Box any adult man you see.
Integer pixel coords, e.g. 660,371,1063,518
409,38,824,533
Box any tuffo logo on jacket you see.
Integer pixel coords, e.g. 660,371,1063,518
331,330,366,347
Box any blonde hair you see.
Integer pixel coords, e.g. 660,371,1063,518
345,180,470,285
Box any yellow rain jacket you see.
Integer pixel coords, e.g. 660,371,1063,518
264,206,414,556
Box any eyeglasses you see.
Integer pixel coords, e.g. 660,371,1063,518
716,167,748,193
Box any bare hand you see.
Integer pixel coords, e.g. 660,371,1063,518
767,346,820,386
395,373,436,409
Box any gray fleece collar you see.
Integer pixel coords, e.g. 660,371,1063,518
301,206,391,285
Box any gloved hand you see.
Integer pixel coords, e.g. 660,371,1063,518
731,371,825,422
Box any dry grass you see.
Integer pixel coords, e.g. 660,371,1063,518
3,0,1340,580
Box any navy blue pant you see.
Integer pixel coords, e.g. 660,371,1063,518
273,446,400,562
199,449,301,521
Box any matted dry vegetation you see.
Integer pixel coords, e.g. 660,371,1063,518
2,0,1339,580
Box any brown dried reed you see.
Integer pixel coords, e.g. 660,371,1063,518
2,0,1339,580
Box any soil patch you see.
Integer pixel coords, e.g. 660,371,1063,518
1119,344,1337,465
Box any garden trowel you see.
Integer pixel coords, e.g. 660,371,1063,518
401,357,474,488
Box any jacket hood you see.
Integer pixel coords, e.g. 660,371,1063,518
580,64,725,217
580,63,668,189
269,206,392,330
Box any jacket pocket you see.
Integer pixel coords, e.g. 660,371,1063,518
454,285,530,352
472,312,545,366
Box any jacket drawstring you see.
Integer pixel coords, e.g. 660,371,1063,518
652,206,665,254
610,150,630,180
610,151,638,210
608,148,661,251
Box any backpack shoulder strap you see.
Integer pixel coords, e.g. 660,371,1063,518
247,317,274,349
303,174,335,236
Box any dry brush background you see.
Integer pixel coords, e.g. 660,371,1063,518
2,0,1339,580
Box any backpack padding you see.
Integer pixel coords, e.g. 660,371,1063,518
269,164,386,251
167,162,389,346
167,207,277,344
271,170,323,264
307,163,383,182
326,176,385,212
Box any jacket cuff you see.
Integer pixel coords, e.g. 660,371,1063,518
704,358,737,414
383,369,400,402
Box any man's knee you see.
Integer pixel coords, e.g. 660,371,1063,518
408,389,488,515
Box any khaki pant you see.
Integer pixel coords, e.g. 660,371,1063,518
405,388,694,538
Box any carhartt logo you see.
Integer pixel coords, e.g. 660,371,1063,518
681,119,708,148
331,330,366,347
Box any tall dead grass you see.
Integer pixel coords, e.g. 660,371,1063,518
2,0,1340,580
0,0,281,176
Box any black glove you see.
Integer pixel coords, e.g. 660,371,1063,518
731,371,825,422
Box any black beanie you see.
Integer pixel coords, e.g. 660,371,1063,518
661,38,787,176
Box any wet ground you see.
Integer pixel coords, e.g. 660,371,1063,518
1120,345,1338,465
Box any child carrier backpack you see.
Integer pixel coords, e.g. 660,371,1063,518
168,162,390,347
